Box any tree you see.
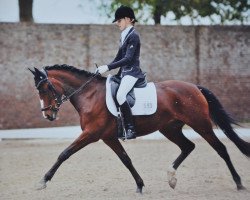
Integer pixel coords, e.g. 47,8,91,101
19,0,33,22
102,0,249,25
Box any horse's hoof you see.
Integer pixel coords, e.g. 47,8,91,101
136,182,144,194
136,186,143,194
167,169,177,189
169,177,177,189
237,185,246,190
35,178,47,190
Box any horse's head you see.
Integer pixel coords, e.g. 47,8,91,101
29,67,63,121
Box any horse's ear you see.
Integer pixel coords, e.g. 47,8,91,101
34,67,40,74
34,67,47,78
28,68,36,76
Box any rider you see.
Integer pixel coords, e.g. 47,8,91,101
96,5,145,139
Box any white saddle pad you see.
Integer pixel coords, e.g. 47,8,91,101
106,75,157,116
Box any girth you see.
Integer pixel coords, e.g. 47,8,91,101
110,75,147,108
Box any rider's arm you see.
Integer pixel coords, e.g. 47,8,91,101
107,34,139,70
109,48,122,64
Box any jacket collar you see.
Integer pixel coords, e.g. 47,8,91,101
120,27,134,46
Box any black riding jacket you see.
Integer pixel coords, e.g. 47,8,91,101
108,27,144,79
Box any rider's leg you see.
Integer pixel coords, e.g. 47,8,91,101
116,75,138,139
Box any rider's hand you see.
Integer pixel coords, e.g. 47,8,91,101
96,65,109,74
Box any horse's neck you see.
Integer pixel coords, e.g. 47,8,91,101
62,75,86,96
49,70,87,92
59,73,105,113
51,70,105,98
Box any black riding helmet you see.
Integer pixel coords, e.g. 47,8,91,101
112,5,138,23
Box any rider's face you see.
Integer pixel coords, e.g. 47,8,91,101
116,17,132,31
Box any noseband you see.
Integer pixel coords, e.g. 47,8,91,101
37,68,99,112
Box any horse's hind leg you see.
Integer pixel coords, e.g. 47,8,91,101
191,121,245,190
159,121,195,189
103,139,144,193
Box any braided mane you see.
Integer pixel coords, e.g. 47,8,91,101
44,64,105,80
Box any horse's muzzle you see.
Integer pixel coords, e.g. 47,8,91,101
46,114,56,121
44,111,57,121
41,105,59,121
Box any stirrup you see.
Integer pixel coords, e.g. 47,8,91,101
125,129,136,140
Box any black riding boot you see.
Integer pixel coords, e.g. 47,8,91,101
120,101,136,139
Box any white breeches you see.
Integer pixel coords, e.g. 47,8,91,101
116,75,138,105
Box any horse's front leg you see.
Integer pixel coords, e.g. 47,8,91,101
36,131,98,190
103,139,145,193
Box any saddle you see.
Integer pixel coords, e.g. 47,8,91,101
106,75,157,117
110,75,147,108
106,74,157,139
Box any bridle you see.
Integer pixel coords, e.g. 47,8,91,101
37,68,99,112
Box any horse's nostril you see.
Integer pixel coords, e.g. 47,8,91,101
46,115,54,121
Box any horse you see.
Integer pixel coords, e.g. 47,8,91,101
28,64,250,193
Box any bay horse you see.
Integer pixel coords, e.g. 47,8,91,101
29,64,250,193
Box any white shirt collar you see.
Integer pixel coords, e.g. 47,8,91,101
121,25,133,45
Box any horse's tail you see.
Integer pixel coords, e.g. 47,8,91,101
197,85,250,157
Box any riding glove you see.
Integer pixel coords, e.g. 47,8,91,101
96,65,109,74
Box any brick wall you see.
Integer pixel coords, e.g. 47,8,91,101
0,23,249,129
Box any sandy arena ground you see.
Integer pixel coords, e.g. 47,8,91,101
0,138,250,200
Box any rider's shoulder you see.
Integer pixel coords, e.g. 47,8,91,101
130,29,140,40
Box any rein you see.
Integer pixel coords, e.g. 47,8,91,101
38,69,99,111
60,72,99,103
